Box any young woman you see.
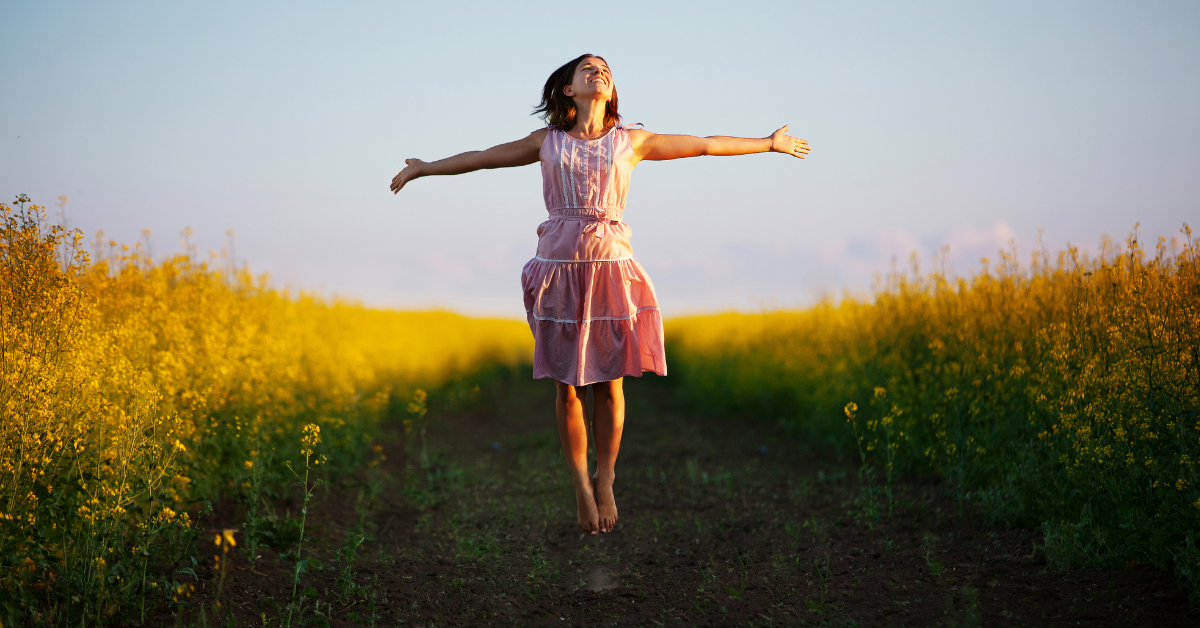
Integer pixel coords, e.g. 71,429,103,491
390,54,809,536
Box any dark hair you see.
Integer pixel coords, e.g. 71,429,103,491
533,54,621,131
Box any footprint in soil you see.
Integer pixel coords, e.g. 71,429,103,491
586,565,619,592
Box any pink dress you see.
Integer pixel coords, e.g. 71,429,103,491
521,125,667,386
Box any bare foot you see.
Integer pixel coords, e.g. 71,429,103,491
575,481,599,535
592,475,618,533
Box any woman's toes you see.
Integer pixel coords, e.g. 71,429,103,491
594,483,618,533
576,484,600,535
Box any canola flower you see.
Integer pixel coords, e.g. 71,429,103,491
0,197,532,624
667,228,1200,590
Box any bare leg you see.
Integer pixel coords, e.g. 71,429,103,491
555,381,598,535
591,378,624,533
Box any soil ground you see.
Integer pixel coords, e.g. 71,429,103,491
160,369,1197,627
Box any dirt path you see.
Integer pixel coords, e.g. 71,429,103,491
182,370,1196,627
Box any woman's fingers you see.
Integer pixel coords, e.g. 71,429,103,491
391,171,410,193
790,137,809,158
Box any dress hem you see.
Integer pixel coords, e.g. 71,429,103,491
531,366,668,388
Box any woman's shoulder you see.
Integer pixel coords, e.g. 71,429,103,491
622,124,650,141
623,126,652,155
524,127,552,150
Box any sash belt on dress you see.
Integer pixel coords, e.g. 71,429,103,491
549,210,619,239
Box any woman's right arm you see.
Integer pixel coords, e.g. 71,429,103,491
390,129,547,194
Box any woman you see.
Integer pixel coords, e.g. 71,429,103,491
390,54,809,535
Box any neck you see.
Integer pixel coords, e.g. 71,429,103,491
569,98,609,138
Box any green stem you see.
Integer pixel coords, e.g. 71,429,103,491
140,552,148,623
285,454,311,628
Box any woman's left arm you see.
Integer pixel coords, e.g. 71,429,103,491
629,125,809,164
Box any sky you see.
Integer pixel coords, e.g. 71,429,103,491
2,1,1197,316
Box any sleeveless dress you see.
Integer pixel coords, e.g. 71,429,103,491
521,125,667,386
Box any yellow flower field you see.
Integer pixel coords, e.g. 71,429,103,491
668,228,1200,586
0,197,531,623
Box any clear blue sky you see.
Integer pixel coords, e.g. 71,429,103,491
2,1,1197,315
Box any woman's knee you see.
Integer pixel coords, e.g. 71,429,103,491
555,381,583,403
592,379,624,401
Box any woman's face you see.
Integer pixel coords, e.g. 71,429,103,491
564,56,613,102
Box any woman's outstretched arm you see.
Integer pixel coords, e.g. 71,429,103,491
628,125,808,165
390,129,547,194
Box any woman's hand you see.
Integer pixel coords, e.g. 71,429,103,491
769,125,809,159
390,158,426,194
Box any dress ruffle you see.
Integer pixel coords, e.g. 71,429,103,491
522,257,666,386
